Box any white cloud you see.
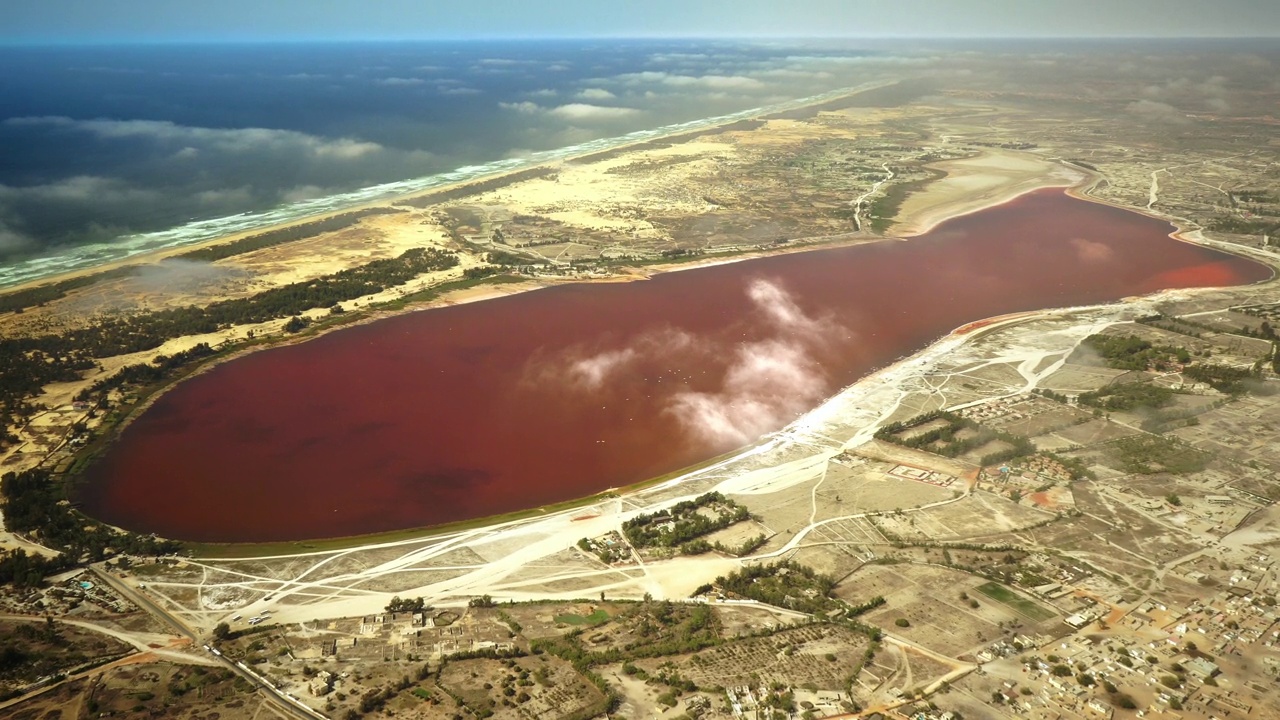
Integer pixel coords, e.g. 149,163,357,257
576,87,616,100
613,71,766,91
498,101,640,123
194,187,253,206
376,77,425,86
0,175,158,204
4,116,384,160
547,104,641,122
531,278,846,449
499,100,542,115
0,219,33,254
1125,100,1189,124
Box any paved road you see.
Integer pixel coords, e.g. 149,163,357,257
93,564,326,719
92,564,196,640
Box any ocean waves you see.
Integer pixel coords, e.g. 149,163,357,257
0,82,881,290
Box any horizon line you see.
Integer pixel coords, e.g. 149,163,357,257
2,34,1279,47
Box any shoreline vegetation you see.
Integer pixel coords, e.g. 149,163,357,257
0,86,1276,563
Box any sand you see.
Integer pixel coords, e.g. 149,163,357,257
891,149,1087,237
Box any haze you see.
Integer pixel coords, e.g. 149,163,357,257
1,0,1277,43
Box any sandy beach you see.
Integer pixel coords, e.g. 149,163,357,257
0,80,898,296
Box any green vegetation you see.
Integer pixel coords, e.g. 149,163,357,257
0,246,458,441
385,596,428,613
533,600,722,666
865,168,945,233
1033,388,1070,403
0,467,180,586
875,410,1033,465
1183,363,1261,396
1078,382,1175,412
76,342,217,402
974,582,1055,622
1111,435,1210,475
622,492,749,550
1207,216,1280,236
1039,451,1095,482
555,609,610,626
715,561,838,615
1083,334,1190,371
0,618,131,699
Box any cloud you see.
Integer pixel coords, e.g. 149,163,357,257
547,103,640,122
1069,237,1115,264
1124,100,1189,124
648,52,710,64
131,258,248,293
666,334,827,447
0,176,158,204
566,347,639,390
280,185,330,203
0,219,33,254
0,116,437,258
313,138,383,160
614,71,766,91
376,77,426,86
532,278,847,449
499,100,542,114
665,278,842,446
194,186,255,206
5,116,386,159
783,54,937,67
501,101,641,123
577,87,617,100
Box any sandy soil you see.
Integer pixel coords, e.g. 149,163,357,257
891,150,1086,236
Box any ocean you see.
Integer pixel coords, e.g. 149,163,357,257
0,39,882,287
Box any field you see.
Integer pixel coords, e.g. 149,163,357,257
974,582,1056,622
439,656,606,720
836,564,1058,658
630,623,872,690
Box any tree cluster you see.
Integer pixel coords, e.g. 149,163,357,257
622,491,750,549
0,467,179,585
715,561,838,615
1083,334,1190,371
1078,382,1175,412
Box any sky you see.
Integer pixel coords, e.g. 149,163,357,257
1,0,1277,43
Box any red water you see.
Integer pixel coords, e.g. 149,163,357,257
76,190,1272,542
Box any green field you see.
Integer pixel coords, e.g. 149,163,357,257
554,609,610,626
976,582,1056,622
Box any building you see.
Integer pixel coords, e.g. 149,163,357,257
1185,657,1220,679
